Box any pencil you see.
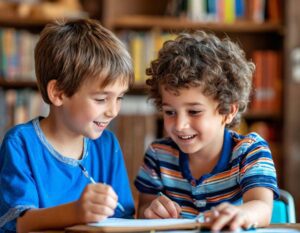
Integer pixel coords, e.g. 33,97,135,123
78,163,125,212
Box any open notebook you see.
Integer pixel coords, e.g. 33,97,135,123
66,218,210,232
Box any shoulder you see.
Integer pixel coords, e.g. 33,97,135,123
230,130,271,160
2,119,35,145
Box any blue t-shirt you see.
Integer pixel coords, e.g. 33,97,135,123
135,129,279,218
0,117,134,232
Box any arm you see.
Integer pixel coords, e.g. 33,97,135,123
17,183,118,233
206,187,273,231
137,193,181,219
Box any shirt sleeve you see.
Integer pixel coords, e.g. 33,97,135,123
134,143,164,195
0,135,38,231
239,133,279,199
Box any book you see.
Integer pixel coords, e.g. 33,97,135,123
66,218,209,233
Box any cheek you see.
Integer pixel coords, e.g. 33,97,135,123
74,103,99,121
163,117,171,130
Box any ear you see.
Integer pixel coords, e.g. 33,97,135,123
47,80,64,106
224,103,239,125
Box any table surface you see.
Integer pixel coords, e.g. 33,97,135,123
31,223,300,233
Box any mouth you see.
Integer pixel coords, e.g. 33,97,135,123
93,121,108,128
177,134,197,140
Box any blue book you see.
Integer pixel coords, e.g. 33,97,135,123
235,0,245,19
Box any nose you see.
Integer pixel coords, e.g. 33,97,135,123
105,100,119,118
174,114,189,131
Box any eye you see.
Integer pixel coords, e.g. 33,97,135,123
117,96,124,101
189,110,202,115
94,98,106,103
163,110,175,116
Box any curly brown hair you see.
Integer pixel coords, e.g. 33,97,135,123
146,31,255,128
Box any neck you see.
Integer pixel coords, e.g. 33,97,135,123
40,112,84,159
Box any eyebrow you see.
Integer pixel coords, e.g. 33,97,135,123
162,102,204,107
91,89,129,95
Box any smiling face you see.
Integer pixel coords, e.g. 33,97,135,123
58,78,128,140
161,86,232,158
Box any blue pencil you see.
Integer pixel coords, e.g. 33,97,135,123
78,163,125,212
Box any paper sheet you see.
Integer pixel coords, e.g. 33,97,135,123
89,218,196,227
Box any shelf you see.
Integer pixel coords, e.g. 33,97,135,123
0,79,38,89
0,14,50,30
0,79,148,94
112,15,284,34
244,110,281,121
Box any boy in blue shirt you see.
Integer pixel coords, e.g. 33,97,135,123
0,19,135,233
135,31,279,231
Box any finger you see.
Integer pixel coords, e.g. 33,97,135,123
151,198,173,218
144,207,163,219
89,203,115,217
91,184,118,201
85,211,108,223
229,212,245,231
214,202,231,212
159,196,180,218
203,208,219,223
87,191,118,210
211,208,239,231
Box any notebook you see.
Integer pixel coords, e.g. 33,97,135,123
65,218,210,232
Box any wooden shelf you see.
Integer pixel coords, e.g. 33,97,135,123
0,79,148,94
0,14,50,30
244,110,282,120
0,79,38,89
112,15,284,33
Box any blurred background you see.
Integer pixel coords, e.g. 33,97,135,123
0,0,300,221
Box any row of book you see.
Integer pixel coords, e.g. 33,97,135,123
165,0,281,23
250,50,282,113
119,30,176,85
0,89,49,140
0,28,38,80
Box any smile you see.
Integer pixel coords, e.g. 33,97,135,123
177,134,197,140
93,121,108,127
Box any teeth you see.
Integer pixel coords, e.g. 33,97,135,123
178,135,195,140
94,121,107,127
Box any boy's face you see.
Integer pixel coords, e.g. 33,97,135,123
161,86,230,157
60,78,128,139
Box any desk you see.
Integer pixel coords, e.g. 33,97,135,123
33,224,300,233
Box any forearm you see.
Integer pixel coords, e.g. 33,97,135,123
240,200,272,227
17,202,79,233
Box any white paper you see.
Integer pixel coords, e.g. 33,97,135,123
89,218,196,227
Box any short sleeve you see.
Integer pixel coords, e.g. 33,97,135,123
0,136,38,231
239,134,279,199
134,143,164,195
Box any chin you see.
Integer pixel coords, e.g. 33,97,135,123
86,131,103,140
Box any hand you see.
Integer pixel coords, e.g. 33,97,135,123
203,203,256,231
144,195,182,219
75,183,118,223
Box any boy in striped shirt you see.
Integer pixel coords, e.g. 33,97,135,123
134,31,279,231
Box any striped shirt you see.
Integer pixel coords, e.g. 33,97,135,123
134,129,279,218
